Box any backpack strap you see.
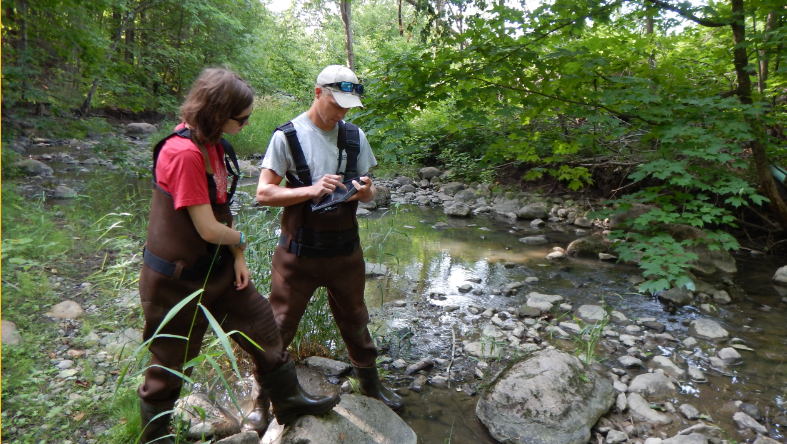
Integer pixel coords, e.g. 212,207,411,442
275,122,312,187
340,121,361,179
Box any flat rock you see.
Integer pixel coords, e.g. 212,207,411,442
627,372,677,399
527,292,564,304
365,263,389,277
304,356,352,377
575,305,606,323
651,356,685,378
662,434,708,444
627,393,672,425
262,394,416,444
618,356,643,369
732,412,768,434
679,403,701,420
519,235,548,245
125,122,157,135
658,287,693,306
688,319,729,340
717,347,742,365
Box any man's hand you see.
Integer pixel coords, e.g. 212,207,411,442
310,174,346,203
349,176,376,203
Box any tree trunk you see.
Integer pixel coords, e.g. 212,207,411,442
398,0,403,37
730,0,787,228
80,10,133,115
758,9,778,93
340,0,355,71
125,17,135,63
646,13,655,68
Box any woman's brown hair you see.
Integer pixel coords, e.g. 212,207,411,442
179,68,253,145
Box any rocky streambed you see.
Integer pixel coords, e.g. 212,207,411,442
3,133,787,444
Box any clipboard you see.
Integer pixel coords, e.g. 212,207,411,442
310,175,368,212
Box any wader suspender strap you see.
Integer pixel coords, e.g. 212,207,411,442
144,128,236,280
276,122,313,187
339,121,361,180
277,235,360,258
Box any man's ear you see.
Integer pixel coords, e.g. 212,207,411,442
314,85,323,99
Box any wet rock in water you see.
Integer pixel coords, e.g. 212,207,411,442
365,263,389,277
546,251,567,261
682,337,698,347
627,372,677,400
476,349,615,444
430,375,449,386
305,356,352,377
733,412,768,434
523,276,539,284
458,284,473,293
531,218,545,228
642,321,666,333
662,434,708,444
410,375,428,392
651,356,685,378
753,435,782,444
462,383,477,396
418,167,442,181
599,253,617,260
739,403,763,421
545,326,571,339
616,393,627,412
609,311,629,324
405,358,435,375
125,122,157,135
708,357,729,372
503,261,518,269
676,423,724,441
688,319,729,340
466,276,482,283
575,305,606,323
566,236,608,257
399,184,417,194
519,235,548,245
679,403,701,420
46,301,84,319
391,359,407,369
262,395,416,444
618,356,643,369
712,290,731,304
526,299,553,315
13,159,53,176
464,341,503,360
444,202,472,217
444,305,460,312
518,305,542,318
658,287,694,306
772,266,787,286
432,222,452,230
515,202,548,220
527,292,563,305
717,347,742,365
573,217,593,228
687,366,707,383
1,320,22,346
53,185,78,199
627,393,673,425
558,322,582,335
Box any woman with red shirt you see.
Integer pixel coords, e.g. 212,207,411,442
137,68,338,443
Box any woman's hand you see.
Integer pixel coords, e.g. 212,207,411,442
233,252,250,290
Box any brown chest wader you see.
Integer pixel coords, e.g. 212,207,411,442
268,121,378,367
137,129,338,442
268,121,403,411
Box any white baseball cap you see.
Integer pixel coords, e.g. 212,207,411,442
316,65,364,109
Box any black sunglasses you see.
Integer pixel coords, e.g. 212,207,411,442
230,114,251,125
323,82,364,96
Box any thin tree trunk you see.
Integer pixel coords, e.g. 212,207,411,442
398,0,403,37
340,0,355,71
758,9,778,93
730,0,787,228
19,0,29,100
80,10,133,115
646,13,655,68
125,17,135,63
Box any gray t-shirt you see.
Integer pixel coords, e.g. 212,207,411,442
261,112,377,183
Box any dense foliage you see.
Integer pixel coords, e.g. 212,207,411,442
3,0,787,290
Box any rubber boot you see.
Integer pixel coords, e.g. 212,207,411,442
139,399,175,444
259,361,340,425
242,380,271,435
354,366,404,411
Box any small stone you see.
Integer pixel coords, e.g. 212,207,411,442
687,366,707,383
733,412,768,434
410,375,428,392
717,347,742,364
599,253,617,260
607,430,628,443
679,403,701,420
458,284,473,293
618,356,643,369
46,301,85,319
1,320,23,345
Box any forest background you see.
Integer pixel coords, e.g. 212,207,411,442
2,0,787,296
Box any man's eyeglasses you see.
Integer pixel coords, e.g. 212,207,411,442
230,114,251,125
323,82,364,96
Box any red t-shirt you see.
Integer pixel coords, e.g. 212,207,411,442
155,123,228,210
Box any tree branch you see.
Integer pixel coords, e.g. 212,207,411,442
640,0,729,27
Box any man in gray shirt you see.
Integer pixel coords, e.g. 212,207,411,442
256,65,403,414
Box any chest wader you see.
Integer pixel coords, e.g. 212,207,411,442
137,129,338,443
267,121,403,411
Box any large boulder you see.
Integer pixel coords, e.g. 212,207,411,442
566,236,608,257
476,348,615,444
440,182,467,196
418,167,442,180
13,159,53,176
492,196,522,214
658,287,694,306
515,202,548,220
262,395,416,444
453,189,479,204
125,122,157,135
444,202,472,217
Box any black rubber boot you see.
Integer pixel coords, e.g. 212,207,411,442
259,361,340,425
139,399,175,444
242,380,271,435
354,366,404,411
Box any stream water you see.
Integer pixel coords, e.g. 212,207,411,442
21,142,787,443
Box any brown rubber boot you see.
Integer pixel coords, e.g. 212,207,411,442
139,399,176,444
242,380,271,435
354,366,404,411
259,361,340,425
